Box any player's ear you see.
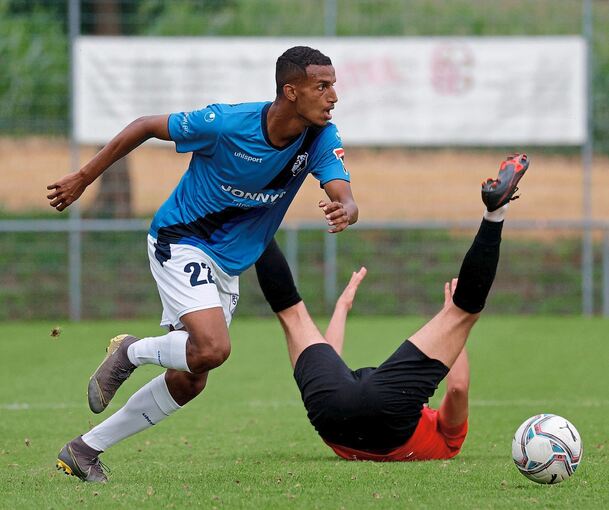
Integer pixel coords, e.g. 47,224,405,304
283,83,297,102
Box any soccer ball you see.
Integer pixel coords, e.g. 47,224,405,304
511,414,583,484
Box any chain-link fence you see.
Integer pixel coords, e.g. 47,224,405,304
1,0,609,320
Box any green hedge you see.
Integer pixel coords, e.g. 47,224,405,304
0,227,601,320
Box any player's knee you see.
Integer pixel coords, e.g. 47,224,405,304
166,372,207,405
205,342,231,369
186,337,231,373
185,373,208,397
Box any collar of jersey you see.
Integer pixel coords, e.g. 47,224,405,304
261,102,307,151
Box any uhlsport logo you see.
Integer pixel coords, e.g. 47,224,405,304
234,151,263,164
291,152,309,176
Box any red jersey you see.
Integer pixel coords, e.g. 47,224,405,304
324,406,468,462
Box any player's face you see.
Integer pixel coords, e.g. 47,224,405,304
295,65,338,127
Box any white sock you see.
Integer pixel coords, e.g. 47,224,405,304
82,373,180,452
483,203,509,222
127,330,190,372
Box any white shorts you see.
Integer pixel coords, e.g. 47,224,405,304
147,235,239,330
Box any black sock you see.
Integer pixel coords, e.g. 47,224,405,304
452,219,503,313
255,238,302,313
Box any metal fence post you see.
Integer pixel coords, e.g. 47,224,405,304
603,230,609,317
68,0,82,321
324,233,337,313
324,0,337,36
582,0,594,315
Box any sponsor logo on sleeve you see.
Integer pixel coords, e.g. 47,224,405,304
333,147,348,175
180,112,191,134
204,111,216,122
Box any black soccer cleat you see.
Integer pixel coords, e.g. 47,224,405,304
482,154,530,211
56,436,108,483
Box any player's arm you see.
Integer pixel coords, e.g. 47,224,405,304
47,115,170,211
324,267,367,355
320,179,358,233
437,278,470,428
438,347,470,428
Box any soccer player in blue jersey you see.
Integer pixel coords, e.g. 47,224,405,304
47,46,358,482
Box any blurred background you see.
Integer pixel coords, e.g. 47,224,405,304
1,0,608,321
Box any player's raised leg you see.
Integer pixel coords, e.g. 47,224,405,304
255,239,327,367
409,154,529,368
276,303,327,368
255,239,366,370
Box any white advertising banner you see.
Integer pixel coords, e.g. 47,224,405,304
74,36,586,145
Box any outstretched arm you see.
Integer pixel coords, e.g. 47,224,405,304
437,278,470,428
47,115,170,211
324,267,367,355
438,347,470,429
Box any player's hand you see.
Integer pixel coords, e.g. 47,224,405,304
319,200,350,233
337,267,367,311
47,172,88,211
443,278,458,306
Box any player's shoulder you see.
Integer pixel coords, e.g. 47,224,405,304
310,122,343,152
211,101,269,117
209,102,269,134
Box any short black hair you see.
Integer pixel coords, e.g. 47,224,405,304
275,46,332,96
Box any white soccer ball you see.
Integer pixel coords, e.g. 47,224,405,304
511,414,583,484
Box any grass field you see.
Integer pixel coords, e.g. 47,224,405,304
1,316,608,509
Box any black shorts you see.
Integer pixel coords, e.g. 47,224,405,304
293,341,449,452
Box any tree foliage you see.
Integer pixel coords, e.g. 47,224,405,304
0,0,68,134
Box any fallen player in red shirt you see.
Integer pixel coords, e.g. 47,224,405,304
254,154,529,461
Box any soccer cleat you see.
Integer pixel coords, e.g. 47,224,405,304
88,334,139,414
481,154,530,211
56,436,108,483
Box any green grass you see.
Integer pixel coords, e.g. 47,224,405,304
1,316,608,509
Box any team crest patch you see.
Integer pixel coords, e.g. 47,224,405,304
291,152,309,176
229,294,239,316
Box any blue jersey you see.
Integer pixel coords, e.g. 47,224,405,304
150,102,350,276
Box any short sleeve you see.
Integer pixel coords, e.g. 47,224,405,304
310,125,350,187
168,105,223,155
